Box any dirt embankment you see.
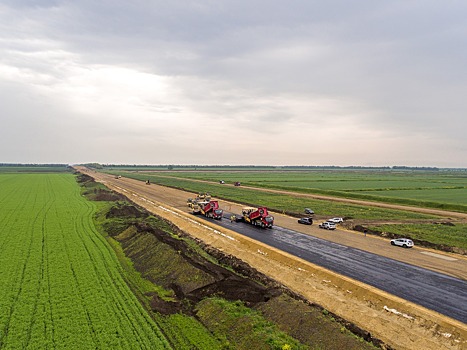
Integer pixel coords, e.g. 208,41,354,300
76,168,467,350
118,223,380,349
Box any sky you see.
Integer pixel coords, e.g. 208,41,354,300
1,1,466,167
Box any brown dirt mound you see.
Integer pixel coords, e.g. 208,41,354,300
149,294,182,315
93,189,126,202
106,204,148,218
125,221,283,305
186,275,281,305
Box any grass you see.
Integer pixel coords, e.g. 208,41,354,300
0,165,69,173
0,173,171,349
154,314,224,350
195,297,307,350
368,223,467,250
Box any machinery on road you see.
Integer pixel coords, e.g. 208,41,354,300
187,192,211,205
188,198,223,219
236,206,274,228
195,192,211,201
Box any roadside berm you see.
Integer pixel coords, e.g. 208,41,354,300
80,169,467,350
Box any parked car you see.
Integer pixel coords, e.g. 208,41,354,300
390,238,414,248
328,217,344,224
234,182,241,186
298,217,313,225
219,180,225,184
304,208,314,215
319,221,336,230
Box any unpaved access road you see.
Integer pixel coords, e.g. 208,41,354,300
78,168,467,350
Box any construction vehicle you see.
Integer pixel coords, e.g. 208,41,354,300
187,192,211,204
196,192,211,201
188,199,223,220
236,206,274,228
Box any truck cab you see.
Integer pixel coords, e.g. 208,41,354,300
242,206,274,228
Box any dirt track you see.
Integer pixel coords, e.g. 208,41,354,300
77,167,467,350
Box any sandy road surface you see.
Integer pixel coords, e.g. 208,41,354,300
77,167,467,350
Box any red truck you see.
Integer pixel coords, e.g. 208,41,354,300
188,200,223,220
237,206,274,228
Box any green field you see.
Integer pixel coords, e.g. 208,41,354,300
0,173,170,349
367,223,467,250
122,169,467,208
0,165,69,173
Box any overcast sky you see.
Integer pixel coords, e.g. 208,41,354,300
1,1,466,167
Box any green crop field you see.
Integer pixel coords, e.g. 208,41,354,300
0,165,69,173
0,173,170,349
114,168,467,210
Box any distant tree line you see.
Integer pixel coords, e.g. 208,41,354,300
391,166,439,171
98,164,452,171
82,163,104,169
0,163,68,167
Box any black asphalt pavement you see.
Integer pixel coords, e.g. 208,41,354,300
202,214,467,324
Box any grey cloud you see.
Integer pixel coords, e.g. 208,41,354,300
1,1,466,166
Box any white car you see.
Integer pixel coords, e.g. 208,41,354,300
328,217,344,224
319,221,336,230
390,238,414,248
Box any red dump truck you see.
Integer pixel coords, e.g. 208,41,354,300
188,200,223,219
236,206,274,228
